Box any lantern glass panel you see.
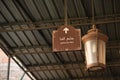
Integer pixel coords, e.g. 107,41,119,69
84,39,106,68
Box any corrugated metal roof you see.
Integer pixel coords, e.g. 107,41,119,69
0,0,120,80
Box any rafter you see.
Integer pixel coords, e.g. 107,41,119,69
26,61,84,68
0,14,120,32
37,75,120,80
26,61,120,72
10,41,120,55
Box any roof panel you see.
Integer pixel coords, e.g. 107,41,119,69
0,0,120,80
62,70,69,78
38,71,48,79
74,0,86,17
94,0,104,16
115,0,120,13
76,69,84,77
0,14,6,23
46,53,57,63
24,0,42,21
32,30,48,45
75,51,85,61
116,23,120,40
17,55,30,65
40,29,52,45
103,0,113,15
44,71,54,79
16,31,31,46
106,23,116,40
40,54,50,64
32,72,41,79
60,52,69,62
33,0,51,19
67,52,77,62
13,1,30,21
57,70,66,78
44,0,59,19
50,70,60,78
25,54,37,65
70,69,78,77
32,54,43,64
67,0,78,18
24,30,39,45
8,31,24,46
0,0,14,22
54,0,64,18
1,32,16,47
3,0,24,21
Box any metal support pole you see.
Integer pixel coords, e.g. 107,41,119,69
64,0,68,25
7,56,11,80
20,72,25,80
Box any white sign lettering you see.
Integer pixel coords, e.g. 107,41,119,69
59,36,74,45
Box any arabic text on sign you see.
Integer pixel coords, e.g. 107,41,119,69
59,36,74,44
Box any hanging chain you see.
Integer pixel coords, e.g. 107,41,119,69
64,0,68,25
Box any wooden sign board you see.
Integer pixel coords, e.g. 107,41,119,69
52,25,82,52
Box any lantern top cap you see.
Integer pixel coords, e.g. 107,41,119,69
87,28,102,34
88,24,102,34
82,25,108,43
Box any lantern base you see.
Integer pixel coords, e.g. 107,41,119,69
87,63,106,71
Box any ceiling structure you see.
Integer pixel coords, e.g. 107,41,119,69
0,0,120,80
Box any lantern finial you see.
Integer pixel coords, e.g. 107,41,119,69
92,24,96,29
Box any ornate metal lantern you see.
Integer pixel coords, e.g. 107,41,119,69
82,25,108,71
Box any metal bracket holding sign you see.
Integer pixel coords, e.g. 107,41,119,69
52,25,82,52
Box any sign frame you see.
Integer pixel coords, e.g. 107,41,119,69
52,25,82,52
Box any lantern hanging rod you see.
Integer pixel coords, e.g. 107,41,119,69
64,0,68,25
91,0,96,29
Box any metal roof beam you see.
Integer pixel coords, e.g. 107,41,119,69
26,62,120,72
10,41,120,55
26,61,84,68
0,12,119,26
37,75,120,80
0,14,120,32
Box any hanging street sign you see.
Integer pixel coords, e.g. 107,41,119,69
52,25,82,52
